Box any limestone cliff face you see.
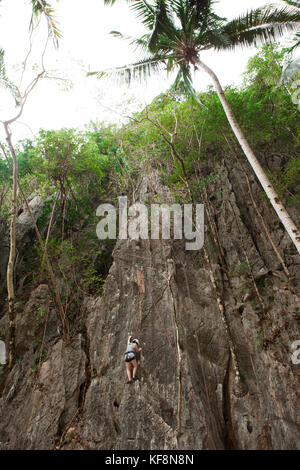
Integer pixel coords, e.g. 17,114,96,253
0,165,299,450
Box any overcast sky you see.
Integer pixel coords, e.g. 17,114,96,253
0,0,290,142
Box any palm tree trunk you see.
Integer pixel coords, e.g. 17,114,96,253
197,58,300,255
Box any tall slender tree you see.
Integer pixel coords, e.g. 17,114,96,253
0,1,65,368
92,0,300,254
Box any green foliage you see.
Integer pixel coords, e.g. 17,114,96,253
115,44,300,206
81,266,105,293
0,48,21,106
252,330,265,349
270,156,300,206
37,198,55,228
0,42,299,338
0,157,11,186
243,43,285,91
86,122,119,156
15,140,36,178
33,306,47,327
30,128,105,189
23,127,117,231
0,44,298,222
30,0,61,47
35,233,115,297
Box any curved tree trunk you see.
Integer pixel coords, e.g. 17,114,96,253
197,58,300,255
6,128,18,369
1,133,69,342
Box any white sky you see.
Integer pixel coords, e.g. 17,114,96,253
0,0,290,143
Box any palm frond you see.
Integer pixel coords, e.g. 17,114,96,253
30,0,62,47
150,34,180,54
129,0,157,31
281,0,300,7
281,0,300,51
0,49,21,107
287,31,300,51
148,1,179,52
175,1,222,32
173,63,201,104
188,0,214,25
171,0,188,30
172,0,200,40
88,55,170,85
219,5,300,50
110,31,151,53
198,27,230,49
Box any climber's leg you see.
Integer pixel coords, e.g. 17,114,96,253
125,361,132,382
131,359,138,379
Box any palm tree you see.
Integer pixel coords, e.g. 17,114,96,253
91,0,300,254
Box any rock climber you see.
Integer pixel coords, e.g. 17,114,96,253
124,335,142,384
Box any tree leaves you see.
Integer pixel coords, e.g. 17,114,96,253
222,5,300,51
88,55,168,84
30,0,61,47
0,49,21,106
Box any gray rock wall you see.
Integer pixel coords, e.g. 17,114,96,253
0,166,299,450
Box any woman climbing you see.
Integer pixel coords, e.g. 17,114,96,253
124,335,142,384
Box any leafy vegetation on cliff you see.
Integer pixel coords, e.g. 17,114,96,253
0,44,299,216
0,39,299,367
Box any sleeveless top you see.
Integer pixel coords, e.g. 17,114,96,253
126,343,136,355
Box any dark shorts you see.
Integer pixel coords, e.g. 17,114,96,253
125,353,136,363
